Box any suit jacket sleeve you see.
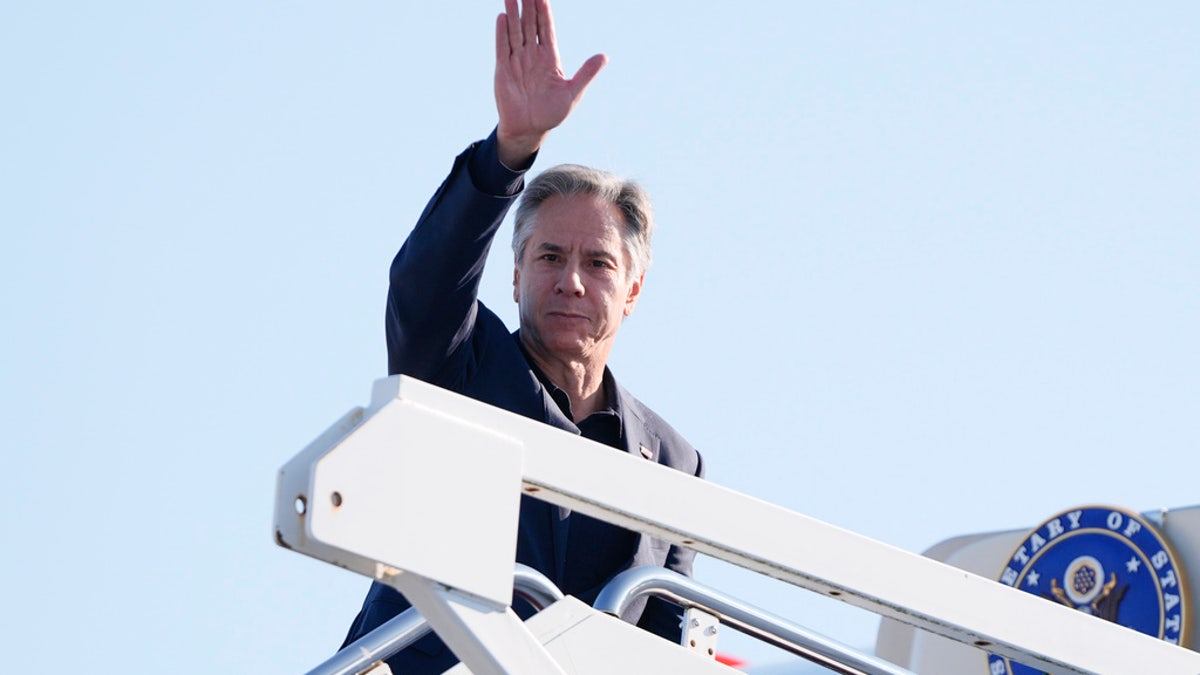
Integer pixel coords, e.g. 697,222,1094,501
385,130,527,381
340,134,531,669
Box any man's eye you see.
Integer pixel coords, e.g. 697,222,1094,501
591,260,612,269
541,254,559,262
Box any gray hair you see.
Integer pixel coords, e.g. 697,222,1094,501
512,164,654,278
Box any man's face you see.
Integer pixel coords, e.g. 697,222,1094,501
513,193,643,366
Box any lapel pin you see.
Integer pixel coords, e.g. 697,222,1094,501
640,444,653,459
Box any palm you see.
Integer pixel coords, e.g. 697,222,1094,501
493,0,605,163
496,42,577,139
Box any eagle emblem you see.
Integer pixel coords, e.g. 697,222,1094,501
987,506,1189,675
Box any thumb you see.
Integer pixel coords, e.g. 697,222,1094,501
568,53,609,99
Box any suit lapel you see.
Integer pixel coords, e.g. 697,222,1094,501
613,380,661,463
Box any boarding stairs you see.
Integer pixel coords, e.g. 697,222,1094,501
275,376,1200,674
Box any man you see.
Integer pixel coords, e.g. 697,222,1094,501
340,0,703,671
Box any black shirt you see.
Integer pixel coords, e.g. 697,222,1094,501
524,354,640,598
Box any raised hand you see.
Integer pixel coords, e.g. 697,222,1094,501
494,0,607,168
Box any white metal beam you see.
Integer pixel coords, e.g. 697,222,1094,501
275,378,525,606
276,376,1200,675
385,572,566,675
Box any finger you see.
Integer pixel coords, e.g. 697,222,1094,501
521,0,537,45
504,0,522,48
568,53,608,97
495,13,509,61
536,0,556,50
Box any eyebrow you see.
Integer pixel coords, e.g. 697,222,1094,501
534,242,566,254
533,242,619,263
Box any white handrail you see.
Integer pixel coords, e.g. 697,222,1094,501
594,566,914,675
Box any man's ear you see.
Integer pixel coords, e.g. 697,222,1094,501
623,272,645,316
512,265,520,303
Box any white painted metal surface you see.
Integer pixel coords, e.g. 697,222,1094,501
683,607,721,659
308,564,565,675
275,377,525,606
276,375,1200,674
386,572,566,675
442,598,741,675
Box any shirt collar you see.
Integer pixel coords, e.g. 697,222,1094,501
517,337,623,433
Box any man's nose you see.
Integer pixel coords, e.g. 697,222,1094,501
554,264,585,295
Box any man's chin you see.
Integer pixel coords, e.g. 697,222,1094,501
543,336,594,360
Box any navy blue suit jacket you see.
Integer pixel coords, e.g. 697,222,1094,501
340,133,704,674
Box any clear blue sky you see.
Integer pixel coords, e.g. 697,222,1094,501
3,2,1197,672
